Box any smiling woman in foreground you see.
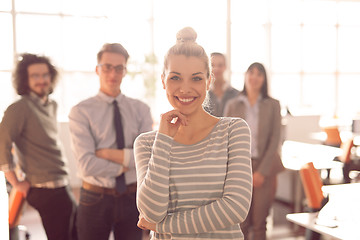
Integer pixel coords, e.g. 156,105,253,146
134,27,252,240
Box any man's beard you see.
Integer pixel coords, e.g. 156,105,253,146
33,91,48,98
31,87,50,98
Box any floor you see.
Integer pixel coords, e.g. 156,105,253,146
16,189,308,240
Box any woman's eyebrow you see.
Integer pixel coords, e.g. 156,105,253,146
170,71,181,75
192,72,203,76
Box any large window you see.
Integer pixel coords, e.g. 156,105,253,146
231,0,360,120
1,0,359,123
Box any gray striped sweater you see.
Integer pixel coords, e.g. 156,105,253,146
134,118,252,239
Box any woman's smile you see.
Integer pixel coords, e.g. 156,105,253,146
175,96,197,105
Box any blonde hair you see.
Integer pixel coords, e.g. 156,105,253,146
163,27,210,78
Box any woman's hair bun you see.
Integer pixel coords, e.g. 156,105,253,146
176,27,197,44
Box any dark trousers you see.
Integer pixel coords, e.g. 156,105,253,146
76,188,142,240
26,185,77,240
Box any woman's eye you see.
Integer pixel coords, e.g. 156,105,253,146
193,77,202,81
170,76,180,81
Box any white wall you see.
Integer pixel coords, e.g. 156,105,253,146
283,115,322,144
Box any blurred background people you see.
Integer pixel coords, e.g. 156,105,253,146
205,52,239,117
68,43,153,240
0,53,77,240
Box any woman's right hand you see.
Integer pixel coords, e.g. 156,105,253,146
158,110,188,137
15,180,31,197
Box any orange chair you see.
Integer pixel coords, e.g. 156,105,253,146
338,138,354,164
322,126,341,147
299,162,324,210
323,134,354,184
9,188,30,240
338,138,359,183
9,188,25,229
8,147,30,239
299,162,327,240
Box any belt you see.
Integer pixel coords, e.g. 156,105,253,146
33,178,69,189
82,181,137,196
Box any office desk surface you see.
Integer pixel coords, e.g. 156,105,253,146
321,183,360,219
322,182,360,195
288,183,360,240
287,212,360,240
280,141,344,213
310,131,360,146
282,141,343,170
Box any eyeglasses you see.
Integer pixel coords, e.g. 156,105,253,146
29,73,51,81
97,64,126,74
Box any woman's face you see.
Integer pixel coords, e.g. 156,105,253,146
162,55,210,116
245,67,265,94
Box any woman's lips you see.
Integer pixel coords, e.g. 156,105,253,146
175,96,196,104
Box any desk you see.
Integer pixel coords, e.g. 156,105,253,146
287,183,360,240
322,182,360,195
281,141,343,171
278,141,342,212
286,212,360,240
0,172,9,240
310,131,360,147
320,183,360,225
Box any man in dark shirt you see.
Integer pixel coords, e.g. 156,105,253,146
0,54,77,240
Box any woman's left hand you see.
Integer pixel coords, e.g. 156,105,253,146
138,215,156,232
253,172,265,188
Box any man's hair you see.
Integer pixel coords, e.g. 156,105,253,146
97,43,130,63
210,52,226,66
13,53,58,96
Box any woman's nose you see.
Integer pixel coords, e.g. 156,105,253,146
179,81,191,93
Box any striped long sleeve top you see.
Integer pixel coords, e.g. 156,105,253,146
134,118,252,240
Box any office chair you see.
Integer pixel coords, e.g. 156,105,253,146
9,188,30,240
322,126,342,148
300,162,325,210
337,138,358,183
323,133,355,184
299,162,328,240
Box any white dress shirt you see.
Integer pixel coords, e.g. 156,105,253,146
238,94,261,158
69,91,153,188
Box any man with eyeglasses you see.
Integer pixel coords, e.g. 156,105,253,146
0,53,77,240
68,43,153,240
